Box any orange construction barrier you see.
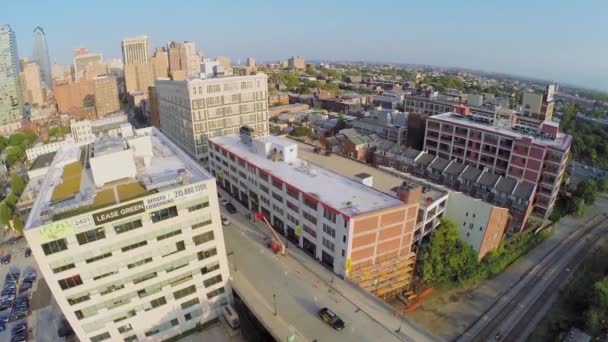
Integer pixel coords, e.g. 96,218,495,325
403,288,434,313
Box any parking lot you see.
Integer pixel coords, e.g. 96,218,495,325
0,236,67,341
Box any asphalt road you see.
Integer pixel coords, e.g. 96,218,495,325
219,192,435,342
569,161,607,188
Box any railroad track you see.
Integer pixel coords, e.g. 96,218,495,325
459,214,608,342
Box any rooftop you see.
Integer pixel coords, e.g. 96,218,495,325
30,152,56,171
26,127,212,229
431,112,572,149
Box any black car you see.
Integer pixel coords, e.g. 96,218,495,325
225,202,237,214
11,332,27,342
319,307,345,330
12,322,27,335
57,319,74,338
24,249,31,258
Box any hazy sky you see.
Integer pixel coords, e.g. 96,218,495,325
3,0,607,91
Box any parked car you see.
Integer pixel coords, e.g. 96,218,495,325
225,202,237,214
24,249,31,258
220,198,229,206
221,216,231,226
12,322,27,335
1,254,11,265
319,307,345,331
57,319,74,338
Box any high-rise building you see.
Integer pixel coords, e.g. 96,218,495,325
155,73,269,163
21,61,45,106
148,86,160,128
74,53,102,76
54,79,96,118
24,127,232,342
0,25,23,125
167,41,188,76
520,84,556,126
246,57,255,69
32,26,52,89
424,110,571,217
216,56,231,70
288,55,305,70
151,48,169,79
73,47,89,57
121,36,150,65
122,36,152,94
93,75,120,116
183,41,199,76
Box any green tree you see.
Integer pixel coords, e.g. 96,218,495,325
420,219,478,285
599,179,608,193
11,216,23,235
10,175,25,196
7,133,25,146
4,193,17,209
575,180,598,205
334,114,347,132
574,198,587,217
0,204,10,225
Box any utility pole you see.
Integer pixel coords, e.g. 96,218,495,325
273,294,277,316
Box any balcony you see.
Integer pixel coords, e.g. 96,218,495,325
440,135,453,143
511,157,526,168
454,129,468,138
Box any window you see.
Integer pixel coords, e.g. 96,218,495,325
121,240,148,252
181,297,200,310
188,202,209,212
93,271,117,280
192,219,212,229
287,187,299,200
201,262,220,275
185,308,203,321
85,252,112,264
173,285,197,300
342,249,345,257
207,287,225,299
303,197,317,210
322,237,335,252
322,224,336,238
145,319,178,337
148,296,167,310
272,192,283,202
303,211,317,225
343,235,346,243
203,274,223,288
323,208,337,223
133,272,157,284
150,206,178,223
272,204,284,216
157,229,182,241
118,324,133,333
114,219,143,234
198,248,217,261
193,231,215,245
67,294,90,305
128,257,153,269
272,178,282,190
303,225,316,238
124,335,138,342
76,227,106,245
286,201,298,213
91,332,111,342
58,275,83,290
259,184,269,194
52,263,75,273
287,213,299,226
41,238,68,255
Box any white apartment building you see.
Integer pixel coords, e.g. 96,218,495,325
24,127,231,342
155,73,269,164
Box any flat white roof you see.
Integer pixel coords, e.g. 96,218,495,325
211,135,404,217
26,127,212,229
430,112,572,150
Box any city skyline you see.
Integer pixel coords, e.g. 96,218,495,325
2,0,607,91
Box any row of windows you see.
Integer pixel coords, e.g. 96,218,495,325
114,219,143,234
150,206,178,223
193,231,215,245
86,252,112,264
59,275,83,290
322,224,336,238
302,211,317,225
173,284,197,300
322,237,335,252
145,318,178,337
122,240,148,253
203,274,223,288
76,228,106,245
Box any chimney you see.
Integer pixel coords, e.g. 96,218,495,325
397,185,422,205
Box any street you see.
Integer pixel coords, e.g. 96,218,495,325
219,189,436,342
569,160,607,189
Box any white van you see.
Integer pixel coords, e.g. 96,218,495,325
222,304,240,330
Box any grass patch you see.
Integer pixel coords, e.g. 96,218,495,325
117,182,149,202
93,188,116,207
51,161,83,201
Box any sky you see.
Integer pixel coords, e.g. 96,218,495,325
3,0,608,91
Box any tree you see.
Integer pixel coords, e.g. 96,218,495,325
334,114,347,132
599,179,608,193
11,216,23,235
0,204,10,225
420,219,478,285
4,194,17,209
575,180,598,205
574,198,587,217
10,176,25,196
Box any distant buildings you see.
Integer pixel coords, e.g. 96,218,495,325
288,55,305,70
93,75,120,116
155,73,269,163
351,110,408,146
520,84,556,126
24,127,231,342
21,61,45,106
54,75,120,119
32,26,52,89
151,47,169,79
73,52,105,80
121,36,150,64
122,36,153,94
0,25,23,126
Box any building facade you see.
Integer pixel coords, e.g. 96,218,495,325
0,25,23,125
121,36,150,65
209,134,418,299
94,75,120,116
21,61,45,106
122,36,152,94
155,73,269,163
424,112,571,217
32,26,52,89
288,56,305,69
24,127,231,342
151,48,169,79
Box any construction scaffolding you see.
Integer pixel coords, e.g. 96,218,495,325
348,252,417,299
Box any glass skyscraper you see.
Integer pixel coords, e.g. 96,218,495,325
0,25,23,125
32,26,52,89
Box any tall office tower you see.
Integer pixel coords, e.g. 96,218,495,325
246,57,256,69
151,48,169,79
155,73,269,163
93,75,120,116
21,61,45,105
183,41,199,76
24,127,232,342
167,41,188,76
74,53,102,77
32,26,52,89
121,36,150,65
0,25,23,125
288,56,305,70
